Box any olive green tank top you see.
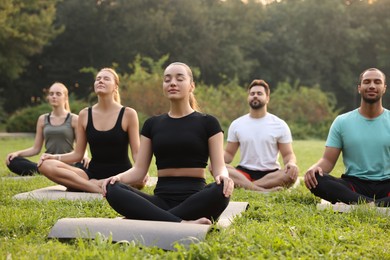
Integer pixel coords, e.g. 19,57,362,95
43,113,75,154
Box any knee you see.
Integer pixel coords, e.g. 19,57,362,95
283,175,298,188
6,158,18,171
309,173,330,193
37,160,49,175
208,182,225,197
38,159,58,176
105,182,124,199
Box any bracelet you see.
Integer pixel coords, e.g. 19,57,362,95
57,155,61,161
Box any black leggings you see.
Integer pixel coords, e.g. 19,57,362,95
7,156,86,176
310,174,390,207
7,157,39,176
105,177,230,222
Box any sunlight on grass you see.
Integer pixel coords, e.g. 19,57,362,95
0,137,388,259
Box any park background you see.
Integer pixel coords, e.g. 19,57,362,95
1,0,390,139
1,0,390,259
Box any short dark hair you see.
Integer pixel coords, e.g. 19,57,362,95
359,68,386,85
248,79,270,96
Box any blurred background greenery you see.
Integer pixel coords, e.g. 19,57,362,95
1,0,387,139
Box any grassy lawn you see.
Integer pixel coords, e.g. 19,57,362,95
0,137,389,259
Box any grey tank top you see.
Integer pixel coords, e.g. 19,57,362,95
43,113,75,154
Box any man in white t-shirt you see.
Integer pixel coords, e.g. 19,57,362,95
224,79,299,192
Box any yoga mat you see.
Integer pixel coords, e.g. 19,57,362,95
48,202,249,250
317,199,390,215
13,185,103,201
12,177,158,201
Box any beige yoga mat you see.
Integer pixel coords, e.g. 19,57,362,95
12,177,158,201
48,201,249,250
1,176,36,180
317,199,390,215
13,185,103,201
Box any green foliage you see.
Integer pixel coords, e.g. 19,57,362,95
6,103,50,132
120,55,170,117
196,80,248,132
3,0,390,115
5,99,89,132
80,56,338,139
0,0,62,80
270,81,340,139
0,92,7,124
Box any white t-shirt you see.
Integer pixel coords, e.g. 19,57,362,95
227,113,292,171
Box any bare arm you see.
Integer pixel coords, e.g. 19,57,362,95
224,141,239,164
6,115,45,164
278,142,299,180
304,146,341,189
71,113,90,166
124,107,140,163
209,132,234,197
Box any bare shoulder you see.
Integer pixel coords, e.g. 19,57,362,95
70,113,79,125
37,113,48,124
78,107,89,118
70,112,79,120
124,107,138,118
38,113,48,120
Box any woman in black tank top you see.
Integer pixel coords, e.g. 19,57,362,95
103,63,234,225
38,68,144,193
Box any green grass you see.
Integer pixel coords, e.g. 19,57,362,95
0,137,389,259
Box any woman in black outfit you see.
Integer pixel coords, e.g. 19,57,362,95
103,62,234,224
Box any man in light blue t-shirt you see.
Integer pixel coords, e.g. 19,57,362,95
304,68,390,206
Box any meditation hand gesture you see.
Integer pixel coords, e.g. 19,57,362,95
82,156,90,168
284,162,299,181
215,174,234,197
102,176,120,196
5,152,19,165
37,153,57,167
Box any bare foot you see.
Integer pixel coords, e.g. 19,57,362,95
255,186,283,193
181,217,212,225
89,179,104,193
90,179,102,185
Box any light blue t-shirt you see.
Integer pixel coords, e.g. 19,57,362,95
326,108,390,181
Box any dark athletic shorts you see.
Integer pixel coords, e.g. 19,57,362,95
236,165,278,181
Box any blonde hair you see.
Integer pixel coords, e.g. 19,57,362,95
98,68,121,104
48,82,70,112
167,62,200,111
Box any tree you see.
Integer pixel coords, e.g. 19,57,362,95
0,0,61,80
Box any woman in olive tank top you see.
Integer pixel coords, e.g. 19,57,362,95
38,68,145,193
5,83,89,176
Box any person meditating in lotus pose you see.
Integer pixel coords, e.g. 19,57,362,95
305,68,390,207
103,62,234,224
6,82,89,176
38,68,145,193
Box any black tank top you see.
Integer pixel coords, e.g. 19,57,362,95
86,107,131,179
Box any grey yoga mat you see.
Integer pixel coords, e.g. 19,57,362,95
48,202,249,250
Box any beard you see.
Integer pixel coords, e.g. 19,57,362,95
362,95,381,104
249,99,266,109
